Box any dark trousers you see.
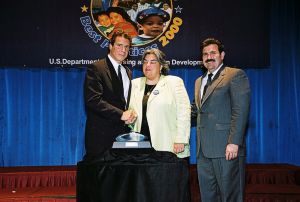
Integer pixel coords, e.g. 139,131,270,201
196,149,245,202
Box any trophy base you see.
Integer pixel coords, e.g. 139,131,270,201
112,141,151,149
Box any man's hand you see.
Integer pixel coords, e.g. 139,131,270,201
173,143,185,154
121,109,137,124
225,144,239,160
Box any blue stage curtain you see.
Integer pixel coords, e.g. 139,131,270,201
0,68,86,166
244,0,300,165
0,0,299,166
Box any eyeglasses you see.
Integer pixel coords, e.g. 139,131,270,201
143,60,158,65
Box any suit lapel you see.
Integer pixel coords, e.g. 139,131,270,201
138,77,146,99
102,58,112,81
195,77,202,108
132,78,146,115
125,81,132,110
125,66,132,80
124,66,132,109
200,67,227,107
105,57,126,104
147,75,166,104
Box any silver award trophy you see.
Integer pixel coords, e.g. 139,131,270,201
112,132,151,149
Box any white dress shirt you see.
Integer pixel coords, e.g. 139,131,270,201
108,54,130,102
200,63,223,98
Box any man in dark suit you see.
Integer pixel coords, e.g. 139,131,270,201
194,38,250,201
84,31,136,159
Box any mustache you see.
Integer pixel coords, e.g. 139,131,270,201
205,59,215,63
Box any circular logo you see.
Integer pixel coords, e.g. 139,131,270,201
90,0,173,46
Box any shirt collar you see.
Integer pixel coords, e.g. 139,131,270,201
108,54,122,72
208,63,223,80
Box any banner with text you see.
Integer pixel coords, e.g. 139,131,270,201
0,0,270,68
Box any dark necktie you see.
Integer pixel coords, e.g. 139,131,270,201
118,65,124,92
202,73,213,101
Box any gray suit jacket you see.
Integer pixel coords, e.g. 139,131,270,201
194,66,250,158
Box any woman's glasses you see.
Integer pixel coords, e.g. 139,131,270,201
143,60,158,65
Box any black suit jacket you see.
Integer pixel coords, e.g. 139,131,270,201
84,56,132,156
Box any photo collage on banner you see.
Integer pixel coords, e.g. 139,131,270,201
0,0,269,68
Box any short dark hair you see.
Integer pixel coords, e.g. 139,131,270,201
96,11,108,18
201,38,225,54
106,6,135,25
110,31,132,46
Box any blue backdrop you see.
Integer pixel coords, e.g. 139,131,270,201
0,0,299,166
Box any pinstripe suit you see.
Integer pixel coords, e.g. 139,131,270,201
195,66,250,201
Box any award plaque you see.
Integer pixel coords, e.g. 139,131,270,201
112,132,151,149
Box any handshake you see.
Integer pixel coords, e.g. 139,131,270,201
121,109,137,125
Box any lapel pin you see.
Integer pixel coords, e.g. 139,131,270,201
153,90,159,95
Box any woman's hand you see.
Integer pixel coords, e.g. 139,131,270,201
173,143,185,154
